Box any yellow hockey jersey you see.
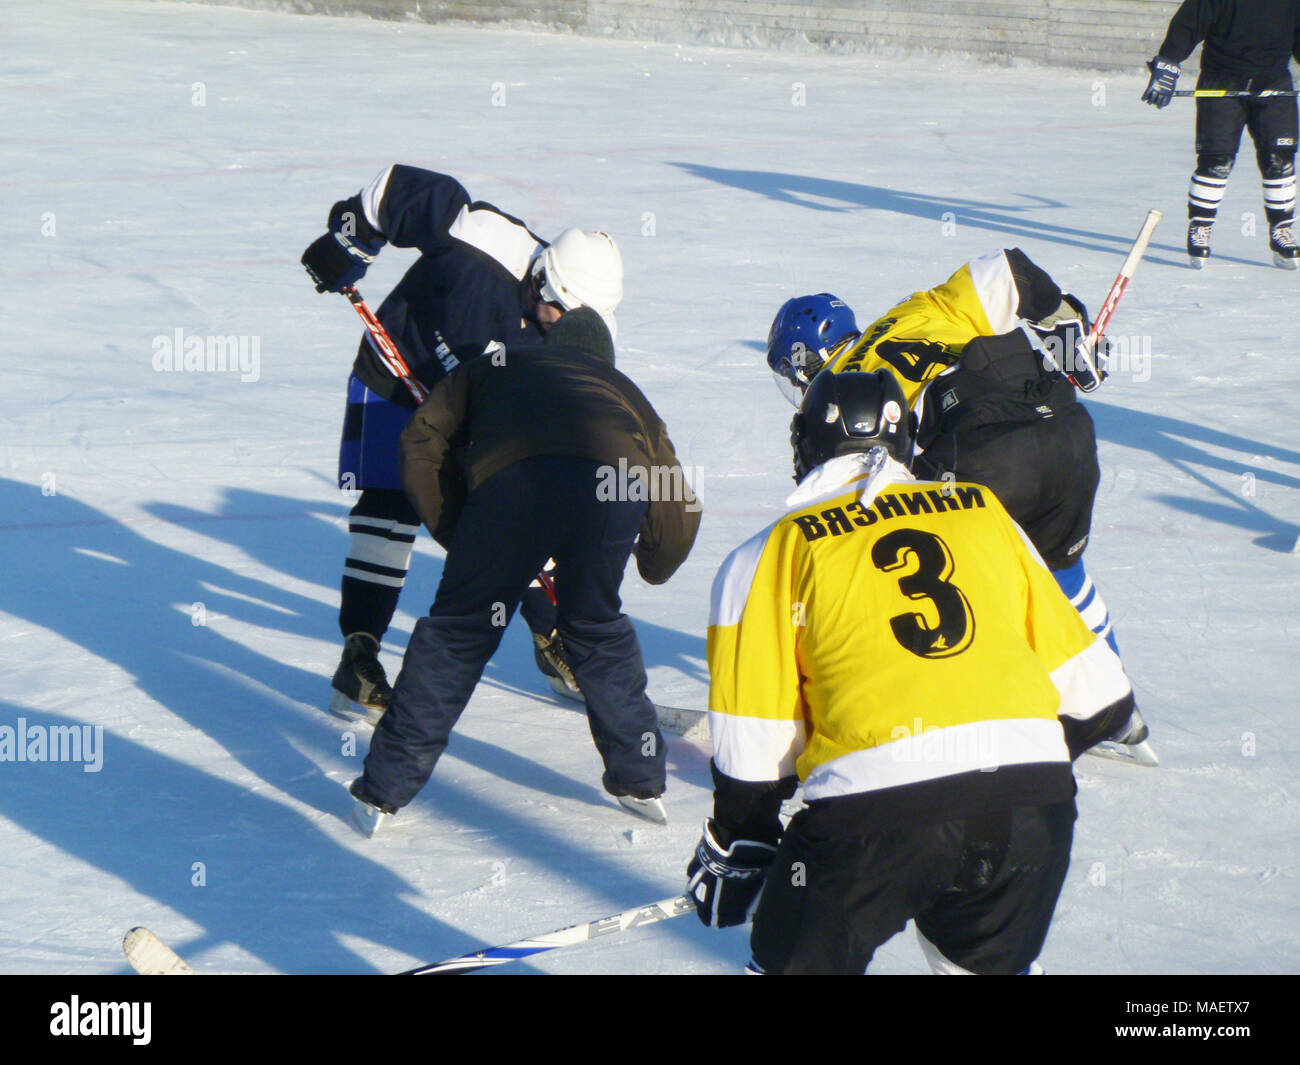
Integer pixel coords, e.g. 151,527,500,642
827,250,1036,406
707,451,1131,803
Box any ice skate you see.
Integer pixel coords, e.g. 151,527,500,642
1269,221,1298,269
1187,220,1212,268
349,778,397,837
1088,706,1159,767
534,629,582,702
329,632,392,725
617,793,668,825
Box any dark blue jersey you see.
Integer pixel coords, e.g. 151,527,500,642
349,165,548,405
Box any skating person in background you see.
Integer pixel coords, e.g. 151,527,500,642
302,165,625,718
348,308,700,835
687,370,1135,974
1141,0,1300,268
764,252,1153,764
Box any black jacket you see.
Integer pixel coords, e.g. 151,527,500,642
400,309,701,585
345,165,547,404
1158,0,1300,82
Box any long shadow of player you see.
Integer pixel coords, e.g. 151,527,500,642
0,700,718,973
1088,399,1300,549
670,162,1250,268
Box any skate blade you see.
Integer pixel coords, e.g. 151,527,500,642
546,673,586,703
1087,738,1160,767
329,688,384,725
1188,256,1206,270
351,799,393,838
617,794,668,825
1272,252,1299,270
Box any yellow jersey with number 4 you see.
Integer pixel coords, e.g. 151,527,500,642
827,251,1034,405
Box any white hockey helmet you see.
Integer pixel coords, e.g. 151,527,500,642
531,229,624,341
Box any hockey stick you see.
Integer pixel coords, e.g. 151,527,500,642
342,286,429,404
398,894,695,974
341,286,562,609
1070,208,1162,392
1172,89,1299,98
123,927,195,975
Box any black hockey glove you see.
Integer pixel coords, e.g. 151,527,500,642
301,196,386,294
1141,58,1179,109
686,819,776,928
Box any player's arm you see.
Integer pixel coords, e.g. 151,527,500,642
1155,0,1210,66
398,364,473,545
354,165,473,253
705,525,806,837
1012,525,1136,757
689,531,802,927
633,422,702,585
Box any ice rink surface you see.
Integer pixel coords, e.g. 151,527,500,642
1,0,1297,974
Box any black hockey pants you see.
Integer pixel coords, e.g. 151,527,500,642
360,456,666,809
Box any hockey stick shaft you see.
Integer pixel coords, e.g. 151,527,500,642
1172,89,1299,98
1087,208,1161,347
399,894,694,975
344,287,429,403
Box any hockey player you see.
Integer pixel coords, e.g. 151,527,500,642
686,370,1136,974
1141,0,1300,268
348,308,700,834
763,253,1154,766
302,165,625,718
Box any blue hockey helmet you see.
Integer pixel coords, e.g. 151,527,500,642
766,294,860,406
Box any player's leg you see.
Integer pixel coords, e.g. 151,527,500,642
333,375,420,714
913,800,1076,975
749,803,950,975
549,459,665,803
1247,90,1299,268
1188,93,1249,265
355,461,555,813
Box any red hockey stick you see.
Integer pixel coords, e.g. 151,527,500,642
1071,209,1162,392
343,286,428,404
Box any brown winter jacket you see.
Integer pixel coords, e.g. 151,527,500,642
399,308,700,585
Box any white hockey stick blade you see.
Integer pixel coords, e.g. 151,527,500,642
653,704,710,742
617,794,668,825
1086,738,1160,767
546,678,711,742
123,927,195,975
400,894,694,974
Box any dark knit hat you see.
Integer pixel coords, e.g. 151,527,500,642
546,305,616,366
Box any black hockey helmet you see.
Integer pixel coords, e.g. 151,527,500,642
791,369,912,483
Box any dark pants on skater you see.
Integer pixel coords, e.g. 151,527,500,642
1191,73,1297,225
750,798,1076,975
361,455,665,809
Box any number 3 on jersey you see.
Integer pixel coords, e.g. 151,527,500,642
871,528,975,658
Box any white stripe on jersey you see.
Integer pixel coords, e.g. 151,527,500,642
360,165,395,235
709,712,805,782
801,717,1070,801
447,204,543,281
966,250,1021,333
708,523,774,628
1050,635,1132,723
